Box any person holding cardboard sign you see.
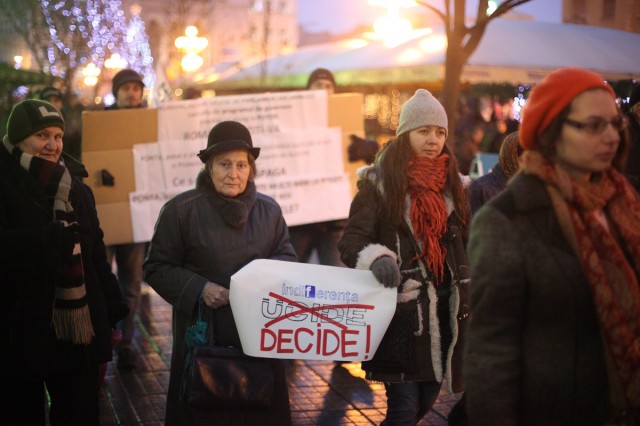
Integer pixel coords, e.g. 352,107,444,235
288,68,348,268
105,68,148,370
144,121,297,425
339,89,471,425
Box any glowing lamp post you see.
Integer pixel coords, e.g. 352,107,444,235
368,0,416,46
13,56,23,70
82,63,101,87
105,53,128,71
175,26,208,73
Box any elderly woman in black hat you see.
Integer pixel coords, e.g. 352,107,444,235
144,120,297,425
0,99,128,425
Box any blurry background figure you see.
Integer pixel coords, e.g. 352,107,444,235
465,67,640,425
38,86,83,160
38,86,64,111
288,68,346,267
482,118,509,153
455,124,485,175
105,68,148,370
182,86,202,100
469,131,523,215
348,134,379,165
306,68,336,94
624,85,640,193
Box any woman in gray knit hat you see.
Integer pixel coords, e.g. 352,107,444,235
339,89,471,425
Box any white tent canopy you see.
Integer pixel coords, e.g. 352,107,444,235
209,19,640,90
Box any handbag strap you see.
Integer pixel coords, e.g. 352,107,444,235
185,297,210,348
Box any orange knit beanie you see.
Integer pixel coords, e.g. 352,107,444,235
519,67,616,150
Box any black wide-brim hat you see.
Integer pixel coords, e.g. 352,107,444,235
197,120,261,163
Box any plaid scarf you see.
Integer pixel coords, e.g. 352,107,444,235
522,150,640,407
3,137,94,345
406,153,449,281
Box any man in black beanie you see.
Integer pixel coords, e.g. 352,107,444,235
288,68,346,268
108,68,146,109
105,68,147,369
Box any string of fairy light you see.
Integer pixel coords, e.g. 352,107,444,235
40,0,153,87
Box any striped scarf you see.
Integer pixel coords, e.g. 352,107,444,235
522,150,640,408
406,153,449,281
3,137,94,345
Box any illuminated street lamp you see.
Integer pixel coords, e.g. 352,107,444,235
82,63,101,86
175,26,208,73
105,53,128,71
13,55,23,70
368,0,416,46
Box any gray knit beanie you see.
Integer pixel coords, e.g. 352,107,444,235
396,89,448,137
6,99,65,144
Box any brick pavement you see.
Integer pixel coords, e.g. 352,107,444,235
95,286,461,425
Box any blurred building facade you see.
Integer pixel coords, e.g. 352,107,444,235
563,0,640,33
121,0,299,85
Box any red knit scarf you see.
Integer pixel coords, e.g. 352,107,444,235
522,150,640,407
406,154,449,281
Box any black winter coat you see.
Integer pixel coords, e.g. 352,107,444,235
144,171,297,426
465,173,613,425
339,165,470,393
0,147,128,380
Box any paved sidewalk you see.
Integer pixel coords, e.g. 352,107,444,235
97,286,461,425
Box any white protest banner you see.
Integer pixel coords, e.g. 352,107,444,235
229,259,396,361
253,127,344,178
157,139,203,190
256,174,352,223
132,143,164,192
157,91,328,142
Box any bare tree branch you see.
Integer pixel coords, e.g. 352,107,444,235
414,0,533,144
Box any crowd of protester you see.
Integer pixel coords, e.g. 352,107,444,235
2,66,639,425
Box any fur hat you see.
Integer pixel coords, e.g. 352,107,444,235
306,68,336,89
396,89,448,137
39,86,63,101
6,99,65,144
198,121,261,164
112,68,145,96
519,67,615,150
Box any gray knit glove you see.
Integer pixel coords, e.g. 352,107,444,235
370,256,401,288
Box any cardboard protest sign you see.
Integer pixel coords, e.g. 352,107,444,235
229,259,396,361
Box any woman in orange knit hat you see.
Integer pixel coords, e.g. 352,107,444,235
464,67,640,425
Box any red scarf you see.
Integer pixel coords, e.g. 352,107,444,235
522,150,640,407
406,154,449,281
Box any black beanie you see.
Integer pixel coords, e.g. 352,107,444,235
39,86,63,101
6,99,65,144
112,68,145,96
306,68,336,89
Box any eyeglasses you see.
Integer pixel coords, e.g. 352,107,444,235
564,115,627,135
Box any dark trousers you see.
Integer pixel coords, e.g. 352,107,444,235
107,242,147,349
381,380,442,425
289,220,346,266
1,365,100,426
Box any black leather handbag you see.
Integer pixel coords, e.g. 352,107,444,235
181,299,275,410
